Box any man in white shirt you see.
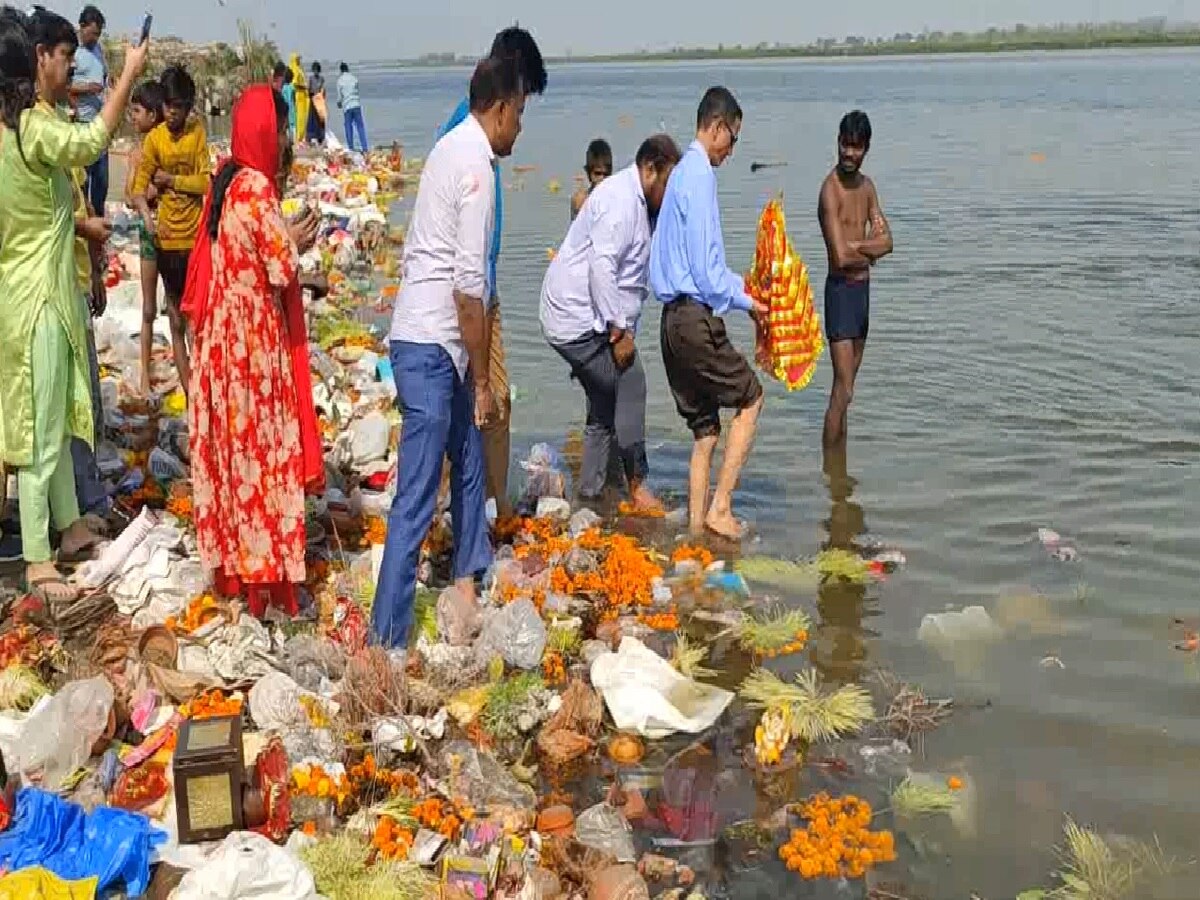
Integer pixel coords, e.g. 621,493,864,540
372,57,527,652
540,135,681,510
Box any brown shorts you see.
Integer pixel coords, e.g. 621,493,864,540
660,296,762,439
156,248,191,302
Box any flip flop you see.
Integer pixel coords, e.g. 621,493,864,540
28,575,78,605
704,517,750,543
57,533,105,564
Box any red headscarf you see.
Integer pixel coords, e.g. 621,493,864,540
181,84,325,495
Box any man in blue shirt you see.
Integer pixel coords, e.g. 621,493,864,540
649,86,767,541
70,5,109,216
437,26,546,518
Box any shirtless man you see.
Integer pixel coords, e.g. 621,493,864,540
818,110,892,448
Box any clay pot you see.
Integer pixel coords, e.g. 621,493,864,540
138,625,178,669
607,733,645,766
536,804,575,838
242,784,267,829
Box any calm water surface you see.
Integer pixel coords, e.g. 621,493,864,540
358,51,1200,897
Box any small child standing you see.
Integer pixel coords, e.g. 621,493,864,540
570,138,613,221
281,69,297,140
132,65,210,397
125,80,165,396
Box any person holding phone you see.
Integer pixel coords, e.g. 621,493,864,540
0,6,149,602
182,85,324,621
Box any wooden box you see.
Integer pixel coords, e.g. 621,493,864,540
171,715,245,843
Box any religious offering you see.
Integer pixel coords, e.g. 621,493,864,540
745,198,824,391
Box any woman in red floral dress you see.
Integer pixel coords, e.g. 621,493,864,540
182,84,323,618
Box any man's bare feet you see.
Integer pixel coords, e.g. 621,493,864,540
704,508,745,541
628,481,664,515
26,561,77,604
59,519,105,560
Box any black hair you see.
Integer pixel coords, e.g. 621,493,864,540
584,138,611,171
489,26,546,95
339,61,348,73
696,86,741,131
160,64,196,109
131,79,164,119
839,109,871,149
208,88,291,242
311,61,320,73
271,61,287,80
29,6,77,55
468,55,524,114
635,133,681,172
0,5,33,163
283,68,293,85
78,4,104,29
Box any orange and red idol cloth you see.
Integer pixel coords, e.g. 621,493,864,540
745,197,824,391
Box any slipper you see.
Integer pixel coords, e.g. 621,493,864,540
57,539,104,565
28,575,78,605
704,517,750,543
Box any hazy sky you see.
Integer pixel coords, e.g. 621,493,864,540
88,0,1198,60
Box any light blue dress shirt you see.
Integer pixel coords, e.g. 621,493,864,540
71,42,106,124
439,96,501,299
648,140,752,315
336,71,361,110
540,164,650,344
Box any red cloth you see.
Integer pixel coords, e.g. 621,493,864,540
182,83,324,495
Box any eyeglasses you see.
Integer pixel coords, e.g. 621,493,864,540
724,121,739,148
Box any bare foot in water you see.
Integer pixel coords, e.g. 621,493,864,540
58,519,105,561
628,482,664,515
704,507,745,541
26,561,77,604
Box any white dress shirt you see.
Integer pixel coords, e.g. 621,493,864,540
540,164,651,345
390,114,495,378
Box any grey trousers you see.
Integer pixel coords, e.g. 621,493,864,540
550,332,649,499
71,312,109,516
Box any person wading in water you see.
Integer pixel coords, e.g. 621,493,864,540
818,110,893,450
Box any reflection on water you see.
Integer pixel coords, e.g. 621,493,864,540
813,446,869,686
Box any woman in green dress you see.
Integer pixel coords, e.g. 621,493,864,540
0,9,149,601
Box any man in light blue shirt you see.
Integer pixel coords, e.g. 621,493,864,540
540,134,680,509
70,5,108,216
649,86,767,541
336,62,367,152
436,26,546,518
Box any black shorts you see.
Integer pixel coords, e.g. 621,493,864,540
660,296,763,439
156,248,191,302
824,275,870,341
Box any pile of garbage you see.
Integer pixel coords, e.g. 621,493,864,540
0,141,1150,900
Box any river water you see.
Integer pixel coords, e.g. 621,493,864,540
356,50,1200,897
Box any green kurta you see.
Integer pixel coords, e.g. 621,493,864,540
0,106,109,468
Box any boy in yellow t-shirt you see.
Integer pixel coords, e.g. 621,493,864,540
131,64,210,396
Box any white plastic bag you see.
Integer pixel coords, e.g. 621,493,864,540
575,802,635,862
8,676,114,789
171,831,319,899
590,638,733,739
474,598,546,670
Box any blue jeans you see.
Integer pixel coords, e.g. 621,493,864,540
343,107,367,152
371,341,492,649
83,151,108,216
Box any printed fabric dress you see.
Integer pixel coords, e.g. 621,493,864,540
189,167,307,591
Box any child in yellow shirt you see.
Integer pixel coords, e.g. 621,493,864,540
124,80,164,396
132,65,210,396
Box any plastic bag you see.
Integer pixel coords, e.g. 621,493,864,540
440,740,536,809
575,802,635,862
437,585,482,647
11,677,114,790
590,638,732,739
0,788,165,897
519,443,565,507
349,411,390,466
474,598,546,670
171,831,319,900
917,606,1002,647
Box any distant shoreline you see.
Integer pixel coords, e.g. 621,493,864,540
364,30,1200,71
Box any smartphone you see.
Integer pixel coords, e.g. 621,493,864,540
138,13,152,45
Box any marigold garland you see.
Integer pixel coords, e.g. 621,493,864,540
541,650,567,685
778,793,896,880
291,763,353,807
372,815,414,860
179,689,242,720
165,593,220,633
671,544,715,570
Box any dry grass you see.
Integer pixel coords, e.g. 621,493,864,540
671,632,717,680
1044,818,1187,900
890,777,958,818
732,606,811,654
878,673,953,755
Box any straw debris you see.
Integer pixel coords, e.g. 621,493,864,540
739,668,874,743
